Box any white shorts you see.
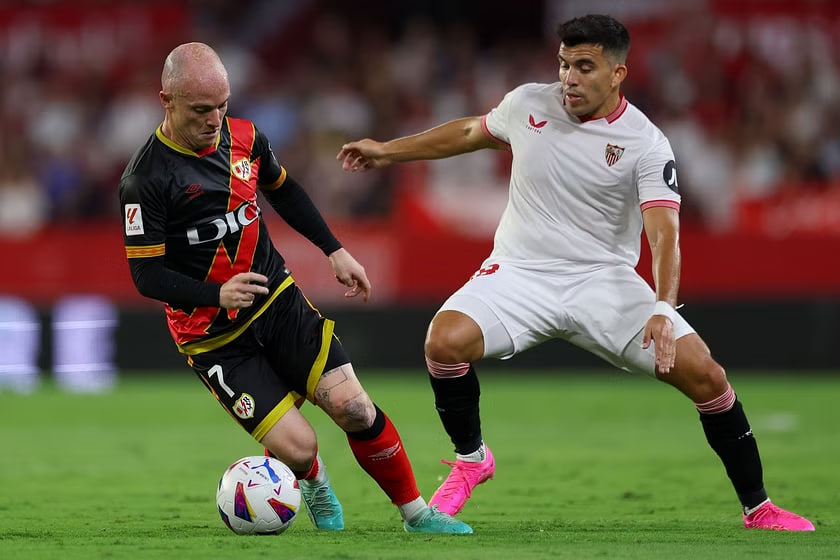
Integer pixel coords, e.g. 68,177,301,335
438,259,696,376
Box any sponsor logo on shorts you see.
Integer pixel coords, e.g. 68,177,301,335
233,393,255,419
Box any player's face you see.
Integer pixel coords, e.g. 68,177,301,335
557,43,625,119
163,82,230,151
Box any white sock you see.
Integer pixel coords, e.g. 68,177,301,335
744,498,771,515
455,442,486,463
398,497,428,524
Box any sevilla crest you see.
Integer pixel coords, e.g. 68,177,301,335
605,144,625,167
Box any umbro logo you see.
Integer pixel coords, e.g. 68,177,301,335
368,442,401,461
526,114,547,133
185,183,204,201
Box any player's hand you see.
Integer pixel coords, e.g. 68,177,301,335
328,248,371,302
219,272,269,309
336,139,390,171
642,315,676,375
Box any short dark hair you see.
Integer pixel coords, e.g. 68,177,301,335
556,14,630,63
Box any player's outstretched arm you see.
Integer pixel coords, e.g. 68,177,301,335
328,248,371,302
337,116,500,172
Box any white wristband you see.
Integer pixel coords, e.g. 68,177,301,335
652,300,676,323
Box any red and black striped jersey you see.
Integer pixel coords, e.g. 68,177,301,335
119,117,289,351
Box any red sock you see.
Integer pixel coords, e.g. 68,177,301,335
265,446,320,481
347,407,420,505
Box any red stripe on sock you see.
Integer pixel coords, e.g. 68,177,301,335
347,412,420,505
297,448,320,481
696,384,736,414
426,356,469,378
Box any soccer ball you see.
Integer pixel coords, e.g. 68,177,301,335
216,456,301,535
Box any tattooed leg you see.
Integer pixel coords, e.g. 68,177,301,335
314,364,375,432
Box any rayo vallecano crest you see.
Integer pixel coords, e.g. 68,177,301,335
232,157,252,181
605,144,625,167
233,393,255,419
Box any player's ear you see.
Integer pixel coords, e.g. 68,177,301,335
611,64,627,89
159,90,173,109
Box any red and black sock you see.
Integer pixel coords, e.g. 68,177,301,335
346,404,420,505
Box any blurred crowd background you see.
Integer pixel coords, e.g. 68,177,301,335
2,0,839,390
2,0,839,236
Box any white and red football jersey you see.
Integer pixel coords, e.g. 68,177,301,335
482,82,680,268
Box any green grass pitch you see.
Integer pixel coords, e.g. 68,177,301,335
1,370,836,559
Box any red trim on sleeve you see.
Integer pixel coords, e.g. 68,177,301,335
481,114,511,147
641,199,681,212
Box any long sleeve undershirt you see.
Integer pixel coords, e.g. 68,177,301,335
261,173,342,256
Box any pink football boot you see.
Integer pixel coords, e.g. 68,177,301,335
743,500,815,531
430,446,495,515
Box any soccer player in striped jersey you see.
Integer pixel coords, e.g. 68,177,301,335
119,42,471,535
337,14,814,531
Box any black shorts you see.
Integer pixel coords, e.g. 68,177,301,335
187,281,350,440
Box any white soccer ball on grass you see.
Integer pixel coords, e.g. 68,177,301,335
216,455,301,535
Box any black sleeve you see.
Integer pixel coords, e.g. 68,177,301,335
254,128,284,185
129,256,221,308
262,173,342,256
119,173,221,308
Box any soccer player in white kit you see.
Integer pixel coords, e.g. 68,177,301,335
337,14,813,531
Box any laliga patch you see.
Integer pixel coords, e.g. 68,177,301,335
124,204,144,236
231,158,252,182
233,393,255,419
